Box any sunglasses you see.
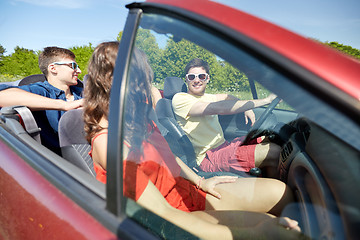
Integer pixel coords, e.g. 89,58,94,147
52,61,79,70
186,73,209,81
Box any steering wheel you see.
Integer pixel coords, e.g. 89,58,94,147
244,97,281,142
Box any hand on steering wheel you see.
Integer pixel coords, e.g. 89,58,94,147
244,96,281,142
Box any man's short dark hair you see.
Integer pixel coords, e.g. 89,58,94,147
185,58,210,75
38,47,76,77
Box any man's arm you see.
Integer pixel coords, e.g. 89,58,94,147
0,88,83,111
217,94,256,125
188,94,276,117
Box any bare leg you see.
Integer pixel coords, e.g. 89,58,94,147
254,142,281,177
191,209,274,227
190,210,302,239
205,177,293,216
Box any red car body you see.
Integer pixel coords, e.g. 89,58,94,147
0,142,116,239
1,0,359,239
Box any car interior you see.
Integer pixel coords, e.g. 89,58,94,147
155,76,246,178
120,10,360,239
58,108,95,177
0,74,104,198
0,7,359,240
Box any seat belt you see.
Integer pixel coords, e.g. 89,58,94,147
13,106,42,143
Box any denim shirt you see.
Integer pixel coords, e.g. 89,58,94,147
0,81,83,154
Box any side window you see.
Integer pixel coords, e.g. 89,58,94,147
133,28,256,101
122,12,287,238
123,12,287,238
118,9,359,240
122,37,196,239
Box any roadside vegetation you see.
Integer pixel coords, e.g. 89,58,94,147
1,30,359,96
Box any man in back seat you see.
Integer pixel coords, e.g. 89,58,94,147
0,47,83,154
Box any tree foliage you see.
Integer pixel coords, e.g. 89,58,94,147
0,44,94,81
1,33,359,85
0,46,40,77
134,29,163,83
0,44,5,62
324,41,360,60
132,30,249,92
69,43,95,79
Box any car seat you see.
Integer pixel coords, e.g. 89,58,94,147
58,109,95,177
58,106,173,178
0,105,41,143
155,77,244,178
18,74,84,88
155,77,197,168
18,74,47,86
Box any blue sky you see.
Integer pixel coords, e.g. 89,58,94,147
1,0,359,55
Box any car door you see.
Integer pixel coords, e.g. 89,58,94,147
109,1,360,239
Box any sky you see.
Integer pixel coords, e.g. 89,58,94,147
1,0,359,56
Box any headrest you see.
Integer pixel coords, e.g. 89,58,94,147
19,74,84,88
19,74,46,86
58,109,88,146
163,77,187,99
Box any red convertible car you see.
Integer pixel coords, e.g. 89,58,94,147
1,0,359,239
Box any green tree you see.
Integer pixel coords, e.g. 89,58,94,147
119,29,164,83
0,44,5,61
213,61,249,92
157,39,217,82
116,31,123,42
0,46,40,77
324,41,360,60
70,43,95,80
0,44,5,69
157,38,250,92
135,29,163,83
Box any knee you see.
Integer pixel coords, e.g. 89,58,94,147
254,142,281,167
268,181,295,215
267,143,281,160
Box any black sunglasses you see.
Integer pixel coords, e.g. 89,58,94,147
186,73,209,81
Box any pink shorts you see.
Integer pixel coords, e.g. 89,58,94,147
198,137,262,173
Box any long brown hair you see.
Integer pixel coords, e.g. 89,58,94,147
83,41,119,142
123,47,154,150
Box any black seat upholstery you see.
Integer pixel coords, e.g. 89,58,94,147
58,109,95,177
155,77,198,168
155,77,242,178
19,74,84,88
18,74,46,86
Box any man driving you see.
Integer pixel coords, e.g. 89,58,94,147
172,58,280,177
